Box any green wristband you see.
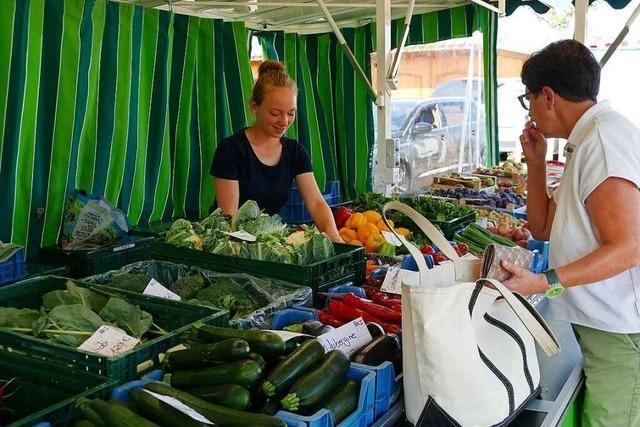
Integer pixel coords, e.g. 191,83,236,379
543,269,564,298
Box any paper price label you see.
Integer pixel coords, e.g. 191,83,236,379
380,266,419,295
78,325,139,357
143,390,214,424
264,329,313,341
113,243,135,252
222,230,257,242
143,278,182,301
317,317,373,356
381,231,402,247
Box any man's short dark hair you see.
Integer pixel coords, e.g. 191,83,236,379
521,39,600,102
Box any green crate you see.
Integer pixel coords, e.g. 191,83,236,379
151,242,365,303
131,219,178,239
0,276,228,383
1,350,115,427
430,211,477,240
40,236,157,278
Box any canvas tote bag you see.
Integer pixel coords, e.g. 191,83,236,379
382,201,560,426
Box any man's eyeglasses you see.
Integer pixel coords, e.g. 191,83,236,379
518,92,533,110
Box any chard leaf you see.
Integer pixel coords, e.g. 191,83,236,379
99,297,152,338
0,307,41,329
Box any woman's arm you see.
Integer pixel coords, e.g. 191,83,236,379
296,173,343,243
214,178,240,215
501,177,640,295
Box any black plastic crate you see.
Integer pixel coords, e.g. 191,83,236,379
40,236,157,278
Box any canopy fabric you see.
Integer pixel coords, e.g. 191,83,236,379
0,0,254,252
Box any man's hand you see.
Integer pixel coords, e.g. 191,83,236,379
520,121,547,165
501,260,549,296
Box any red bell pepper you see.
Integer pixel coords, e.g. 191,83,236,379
333,206,353,229
343,293,401,323
327,299,383,324
367,289,402,313
421,245,436,255
316,309,344,327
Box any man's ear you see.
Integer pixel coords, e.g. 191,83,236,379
541,86,556,109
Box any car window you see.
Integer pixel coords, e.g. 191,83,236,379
440,102,465,127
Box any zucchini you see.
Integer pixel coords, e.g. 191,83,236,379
262,339,325,397
281,350,350,412
317,380,360,424
88,399,159,427
75,399,105,427
128,389,209,427
247,351,266,370
260,397,282,416
185,384,251,410
164,339,250,371
195,325,285,356
144,382,286,427
170,359,262,388
72,421,101,427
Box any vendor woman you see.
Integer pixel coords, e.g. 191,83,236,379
211,60,342,243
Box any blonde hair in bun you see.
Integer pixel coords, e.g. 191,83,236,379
252,60,297,105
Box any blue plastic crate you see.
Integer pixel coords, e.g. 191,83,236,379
271,308,319,329
0,247,26,285
280,181,341,224
370,398,404,427
528,239,549,273
275,365,375,427
353,361,396,420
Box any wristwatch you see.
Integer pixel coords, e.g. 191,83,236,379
542,269,564,298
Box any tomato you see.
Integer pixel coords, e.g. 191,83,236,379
421,245,436,255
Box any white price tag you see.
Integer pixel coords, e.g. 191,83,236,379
317,317,373,356
143,390,214,424
222,230,257,242
78,325,139,357
264,329,313,342
380,266,419,295
143,278,182,301
113,243,135,252
381,231,402,247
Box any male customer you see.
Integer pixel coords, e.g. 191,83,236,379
501,39,640,426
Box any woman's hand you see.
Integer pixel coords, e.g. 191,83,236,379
520,121,547,165
501,260,548,296
296,173,342,242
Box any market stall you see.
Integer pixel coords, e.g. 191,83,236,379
7,0,640,424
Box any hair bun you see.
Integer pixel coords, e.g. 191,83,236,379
258,60,285,76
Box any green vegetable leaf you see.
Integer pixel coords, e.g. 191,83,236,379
0,307,41,329
99,297,153,338
36,304,104,347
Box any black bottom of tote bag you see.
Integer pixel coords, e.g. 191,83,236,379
415,388,541,427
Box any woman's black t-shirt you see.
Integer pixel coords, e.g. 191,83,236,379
210,129,313,215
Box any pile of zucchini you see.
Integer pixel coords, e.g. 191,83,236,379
73,324,362,427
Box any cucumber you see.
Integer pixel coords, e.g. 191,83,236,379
262,339,325,397
280,350,350,412
170,359,262,388
128,389,209,427
164,339,250,371
318,380,360,424
185,384,251,410
195,325,285,356
88,399,159,427
247,351,266,370
144,382,286,427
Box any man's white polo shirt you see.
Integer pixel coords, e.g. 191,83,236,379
548,100,640,333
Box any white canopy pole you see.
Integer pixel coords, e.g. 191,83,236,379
599,2,640,68
574,0,588,43
372,0,395,195
387,0,415,82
